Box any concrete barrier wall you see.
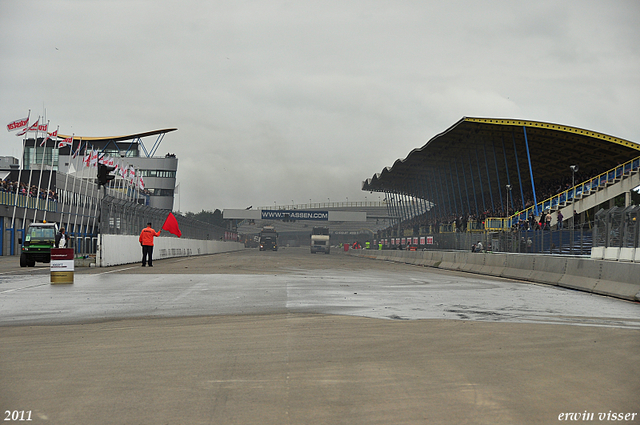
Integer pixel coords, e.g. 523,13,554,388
348,249,640,302
529,255,566,286
503,254,535,282
98,235,244,267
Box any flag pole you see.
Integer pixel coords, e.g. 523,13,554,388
73,144,92,254
43,125,59,221
55,132,77,224
33,120,50,222
65,137,82,231
22,116,40,227
11,110,30,230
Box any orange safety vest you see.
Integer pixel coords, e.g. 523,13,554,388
139,227,161,246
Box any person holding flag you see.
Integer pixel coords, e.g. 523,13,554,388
138,213,182,267
139,222,161,267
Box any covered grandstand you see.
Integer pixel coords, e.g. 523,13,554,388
362,117,640,252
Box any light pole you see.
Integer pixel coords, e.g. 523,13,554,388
570,165,578,229
506,184,512,220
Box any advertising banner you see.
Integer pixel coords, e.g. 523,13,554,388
261,210,329,221
50,248,74,284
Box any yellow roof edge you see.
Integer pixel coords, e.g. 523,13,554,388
464,117,640,151
55,128,177,142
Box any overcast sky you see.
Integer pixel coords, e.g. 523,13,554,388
1,1,639,212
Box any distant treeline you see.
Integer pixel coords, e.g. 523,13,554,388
184,209,225,228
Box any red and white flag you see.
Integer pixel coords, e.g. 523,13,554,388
57,136,73,149
16,118,39,136
83,149,92,167
41,128,58,146
116,161,125,177
138,176,145,191
128,167,136,185
72,140,82,158
7,117,29,132
90,150,98,167
38,122,48,132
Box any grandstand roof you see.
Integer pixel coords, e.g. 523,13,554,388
56,128,177,142
363,117,639,194
363,117,639,211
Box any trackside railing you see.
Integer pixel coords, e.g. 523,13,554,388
485,155,640,231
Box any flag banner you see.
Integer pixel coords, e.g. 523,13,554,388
72,140,82,158
128,167,136,185
27,119,39,131
90,150,98,167
41,129,58,146
117,161,125,177
138,176,145,190
16,119,40,136
57,137,72,148
162,212,182,237
83,150,91,167
38,122,48,132
7,117,29,132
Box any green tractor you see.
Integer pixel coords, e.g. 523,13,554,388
19,222,59,267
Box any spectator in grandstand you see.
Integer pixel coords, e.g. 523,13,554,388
545,212,552,230
539,211,547,230
557,211,564,229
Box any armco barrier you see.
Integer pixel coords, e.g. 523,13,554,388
98,234,244,267
349,249,640,301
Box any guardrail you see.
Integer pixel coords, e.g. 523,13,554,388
0,190,58,212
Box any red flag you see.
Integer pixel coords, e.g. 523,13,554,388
162,212,182,237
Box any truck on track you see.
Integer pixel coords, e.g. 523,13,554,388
310,226,330,254
19,222,59,267
259,226,278,251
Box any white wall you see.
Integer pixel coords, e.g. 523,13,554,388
98,235,244,267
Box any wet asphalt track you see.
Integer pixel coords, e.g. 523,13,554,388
1,248,639,425
0,248,638,328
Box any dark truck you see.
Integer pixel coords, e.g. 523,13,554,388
259,226,278,251
20,222,59,267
